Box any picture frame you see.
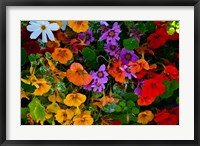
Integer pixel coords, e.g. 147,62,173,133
0,0,199,145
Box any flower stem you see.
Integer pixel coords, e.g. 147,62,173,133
96,55,109,63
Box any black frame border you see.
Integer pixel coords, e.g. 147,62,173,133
0,0,199,146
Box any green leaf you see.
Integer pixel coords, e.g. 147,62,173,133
92,92,103,98
145,21,156,33
28,54,37,62
176,96,179,104
89,105,97,112
123,92,138,101
21,107,29,123
135,22,146,34
39,66,51,75
127,100,135,109
113,84,125,96
123,38,139,50
28,98,46,122
97,41,105,52
55,82,66,93
124,21,134,27
115,105,122,112
21,48,27,65
46,117,54,125
118,101,126,107
160,80,179,99
132,107,140,114
34,104,46,121
45,52,52,59
45,75,55,83
82,47,96,61
21,81,36,93
102,102,117,113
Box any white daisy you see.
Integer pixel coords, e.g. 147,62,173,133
27,21,59,43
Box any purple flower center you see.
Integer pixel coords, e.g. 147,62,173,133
116,50,120,55
110,45,116,51
96,82,101,87
108,30,115,37
97,71,104,78
125,53,132,60
86,34,90,40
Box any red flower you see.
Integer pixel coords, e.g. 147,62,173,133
163,65,179,81
148,28,169,49
110,119,122,125
169,32,179,40
23,41,41,56
154,107,179,125
141,77,166,98
137,95,155,106
21,26,32,41
153,21,168,29
39,47,55,54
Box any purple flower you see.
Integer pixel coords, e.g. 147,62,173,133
93,64,108,83
119,48,138,65
78,30,94,45
83,71,95,91
104,41,120,56
130,29,143,43
123,65,137,80
98,21,109,33
91,80,105,92
134,80,144,96
99,22,121,44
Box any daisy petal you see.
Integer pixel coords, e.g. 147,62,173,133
46,29,55,41
49,23,59,31
30,29,42,39
42,31,47,42
27,24,40,31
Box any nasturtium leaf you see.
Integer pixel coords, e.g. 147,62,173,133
28,98,41,121
45,52,52,59
46,117,55,125
21,48,27,65
97,41,105,52
124,21,134,27
45,75,55,83
135,22,146,34
117,114,129,124
21,81,36,93
127,100,135,109
160,80,179,99
88,60,99,70
112,93,122,99
59,93,66,99
92,92,102,98
145,21,156,33
21,107,29,123
123,38,139,50
115,105,122,113
39,58,45,64
129,115,138,122
55,82,66,93
118,101,126,107
132,107,140,114
89,105,97,112
113,84,125,96
39,66,51,75
34,104,46,122
102,102,117,113
28,54,37,62
123,92,138,101
82,47,96,61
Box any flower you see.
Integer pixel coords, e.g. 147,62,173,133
92,95,119,108
147,28,169,49
98,21,109,33
119,48,138,65
130,28,143,43
61,21,68,31
48,89,62,103
78,30,94,45
137,110,154,124
55,109,74,124
52,48,73,64
21,67,51,96
108,59,125,83
23,41,41,56
134,80,144,96
141,77,166,99
99,22,121,44
91,80,105,92
163,65,179,81
68,21,88,33
122,65,137,80
64,93,86,107
83,71,95,91
46,39,60,49
93,64,108,83
129,59,150,74
66,63,92,86
137,95,155,106
73,111,94,125
27,21,59,43
104,41,120,57
154,108,179,125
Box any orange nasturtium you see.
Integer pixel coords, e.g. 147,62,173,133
137,110,154,124
64,93,86,107
55,109,74,124
66,63,92,86
52,48,73,64
68,21,89,33
73,111,94,125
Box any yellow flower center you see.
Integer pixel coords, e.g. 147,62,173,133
110,45,116,50
41,25,46,30
96,82,101,87
108,30,115,37
97,71,103,78
125,53,131,60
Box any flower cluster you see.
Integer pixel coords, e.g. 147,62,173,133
21,20,179,125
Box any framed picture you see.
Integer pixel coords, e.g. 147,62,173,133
0,0,199,146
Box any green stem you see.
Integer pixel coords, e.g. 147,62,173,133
96,55,109,63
